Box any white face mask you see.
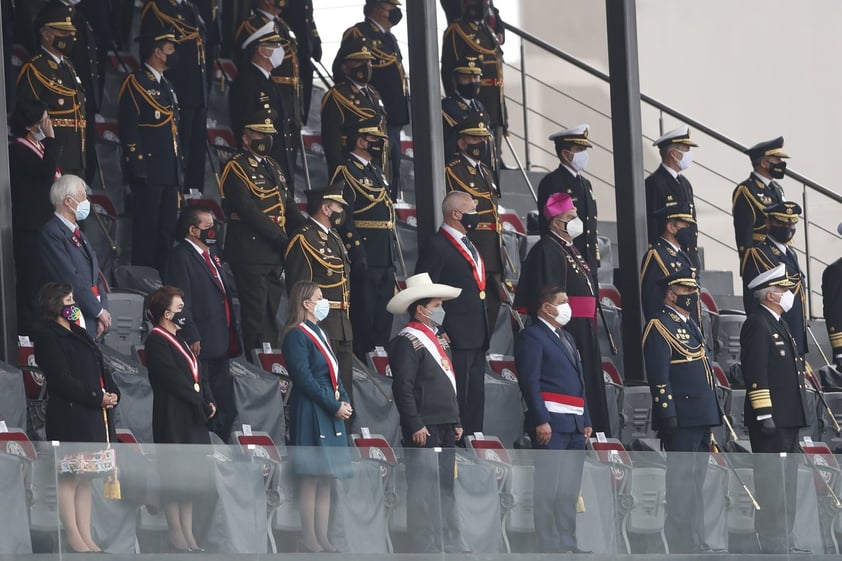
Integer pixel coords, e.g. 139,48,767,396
674,148,693,171
564,216,584,239
568,150,589,172
553,302,572,326
778,290,795,313
32,126,46,142
268,46,285,68
313,298,330,321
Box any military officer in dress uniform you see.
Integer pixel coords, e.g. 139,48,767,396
441,0,507,156
285,185,354,401
536,124,599,282
18,5,87,178
342,0,409,198
283,0,321,125
741,201,808,356
220,108,306,353
229,21,293,181
643,269,720,553
645,126,699,269
118,23,183,270
515,193,610,435
741,264,810,554
445,111,505,331
732,137,788,264
441,55,496,175
640,202,699,323
331,116,396,360
141,0,208,192
235,1,301,186
822,223,842,372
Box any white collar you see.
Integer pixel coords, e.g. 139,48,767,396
351,152,370,166
256,9,276,20
660,236,681,252
538,316,561,336
462,153,479,167
458,94,477,106
760,304,782,321
752,171,772,187
441,222,467,241
660,162,679,179
550,230,573,247
666,304,690,323
251,62,271,80
769,235,789,254
185,238,209,255
55,212,77,232
367,17,386,33
312,216,331,233
144,63,162,83
41,46,63,65
350,79,367,91
561,162,579,177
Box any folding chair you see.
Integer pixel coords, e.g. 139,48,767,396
618,384,654,446
251,348,293,405
17,340,45,401
365,351,392,377
716,312,747,371
131,345,147,368
820,392,842,452
801,441,842,553
233,431,284,553
112,265,162,295
351,433,399,552
103,290,147,356
486,354,519,382
711,361,737,443
603,357,624,439
465,435,515,552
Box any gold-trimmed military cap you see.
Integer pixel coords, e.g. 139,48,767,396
748,263,795,291
653,201,695,224
35,4,76,32
549,124,593,148
453,55,483,76
139,21,178,52
306,184,349,207
456,111,491,137
652,125,698,148
745,136,790,160
243,107,278,134
342,114,387,138
337,36,374,61
764,201,801,224
657,268,699,289
241,20,282,50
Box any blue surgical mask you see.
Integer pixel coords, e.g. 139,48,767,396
314,298,330,322
71,197,91,221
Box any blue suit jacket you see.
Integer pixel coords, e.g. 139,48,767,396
37,215,108,337
515,320,591,435
163,240,237,360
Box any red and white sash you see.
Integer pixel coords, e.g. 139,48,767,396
440,227,486,294
298,322,340,399
541,391,585,416
151,326,199,390
399,321,457,394
15,137,61,180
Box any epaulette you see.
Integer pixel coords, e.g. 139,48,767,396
399,331,425,351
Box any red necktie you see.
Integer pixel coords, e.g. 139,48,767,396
74,228,81,239
203,250,231,327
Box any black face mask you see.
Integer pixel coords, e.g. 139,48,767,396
170,310,189,329
460,211,480,231
769,160,787,179
675,223,696,248
53,34,76,56
456,82,480,100
677,292,699,315
249,135,273,157
165,49,180,69
466,141,487,162
349,63,372,84
387,7,403,25
463,2,489,20
366,138,385,159
768,224,796,244
197,224,218,246
330,209,346,229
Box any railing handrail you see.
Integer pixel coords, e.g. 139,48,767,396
504,22,842,204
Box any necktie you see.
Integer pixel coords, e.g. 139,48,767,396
462,235,479,264
203,250,231,326
74,227,81,239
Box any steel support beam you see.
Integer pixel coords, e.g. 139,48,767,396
406,0,445,248
606,0,647,381
0,1,15,362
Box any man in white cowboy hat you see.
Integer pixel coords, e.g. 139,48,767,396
387,272,463,552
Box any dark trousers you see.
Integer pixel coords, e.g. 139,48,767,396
386,123,402,199
451,348,485,436
299,58,315,126
230,262,283,353
533,430,585,552
201,357,235,442
131,180,178,270
485,273,503,334
749,425,800,553
350,265,394,360
662,426,711,553
178,106,208,192
14,231,39,335
404,423,457,552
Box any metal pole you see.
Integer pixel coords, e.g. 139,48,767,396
519,39,530,170
0,1,15,361
406,0,446,247
605,0,647,381
802,183,813,319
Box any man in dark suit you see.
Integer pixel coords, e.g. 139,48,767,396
536,124,599,282
387,272,463,552
445,111,503,331
741,201,808,356
17,5,87,178
645,126,699,269
640,202,700,323
282,0,321,125
118,22,183,270
416,190,489,436
37,175,111,338
341,0,409,196
164,206,239,442
285,185,354,400
822,224,842,371
141,0,207,192
741,264,810,554
732,137,788,265
515,284,591,554
220,108,305,354
332,116,395,359
643,269,720,553
230,21,293,180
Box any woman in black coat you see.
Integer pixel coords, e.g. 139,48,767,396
144,285,216,553
33,282,120,553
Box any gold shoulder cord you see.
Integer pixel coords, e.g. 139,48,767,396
144,2,205,66
640,248,669,280
323,86,377,121
446,166,499,223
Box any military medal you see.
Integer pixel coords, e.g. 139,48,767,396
194,383,200,393
335,389,341,400
154,110,161,120
479,290,486,300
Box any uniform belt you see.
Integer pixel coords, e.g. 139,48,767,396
480,78,503,87
354,219,393,229
541,391,585,415
272,76,299,86
52,118,86,128
329,300,350,310
568,296,596,319
475,222,502,233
